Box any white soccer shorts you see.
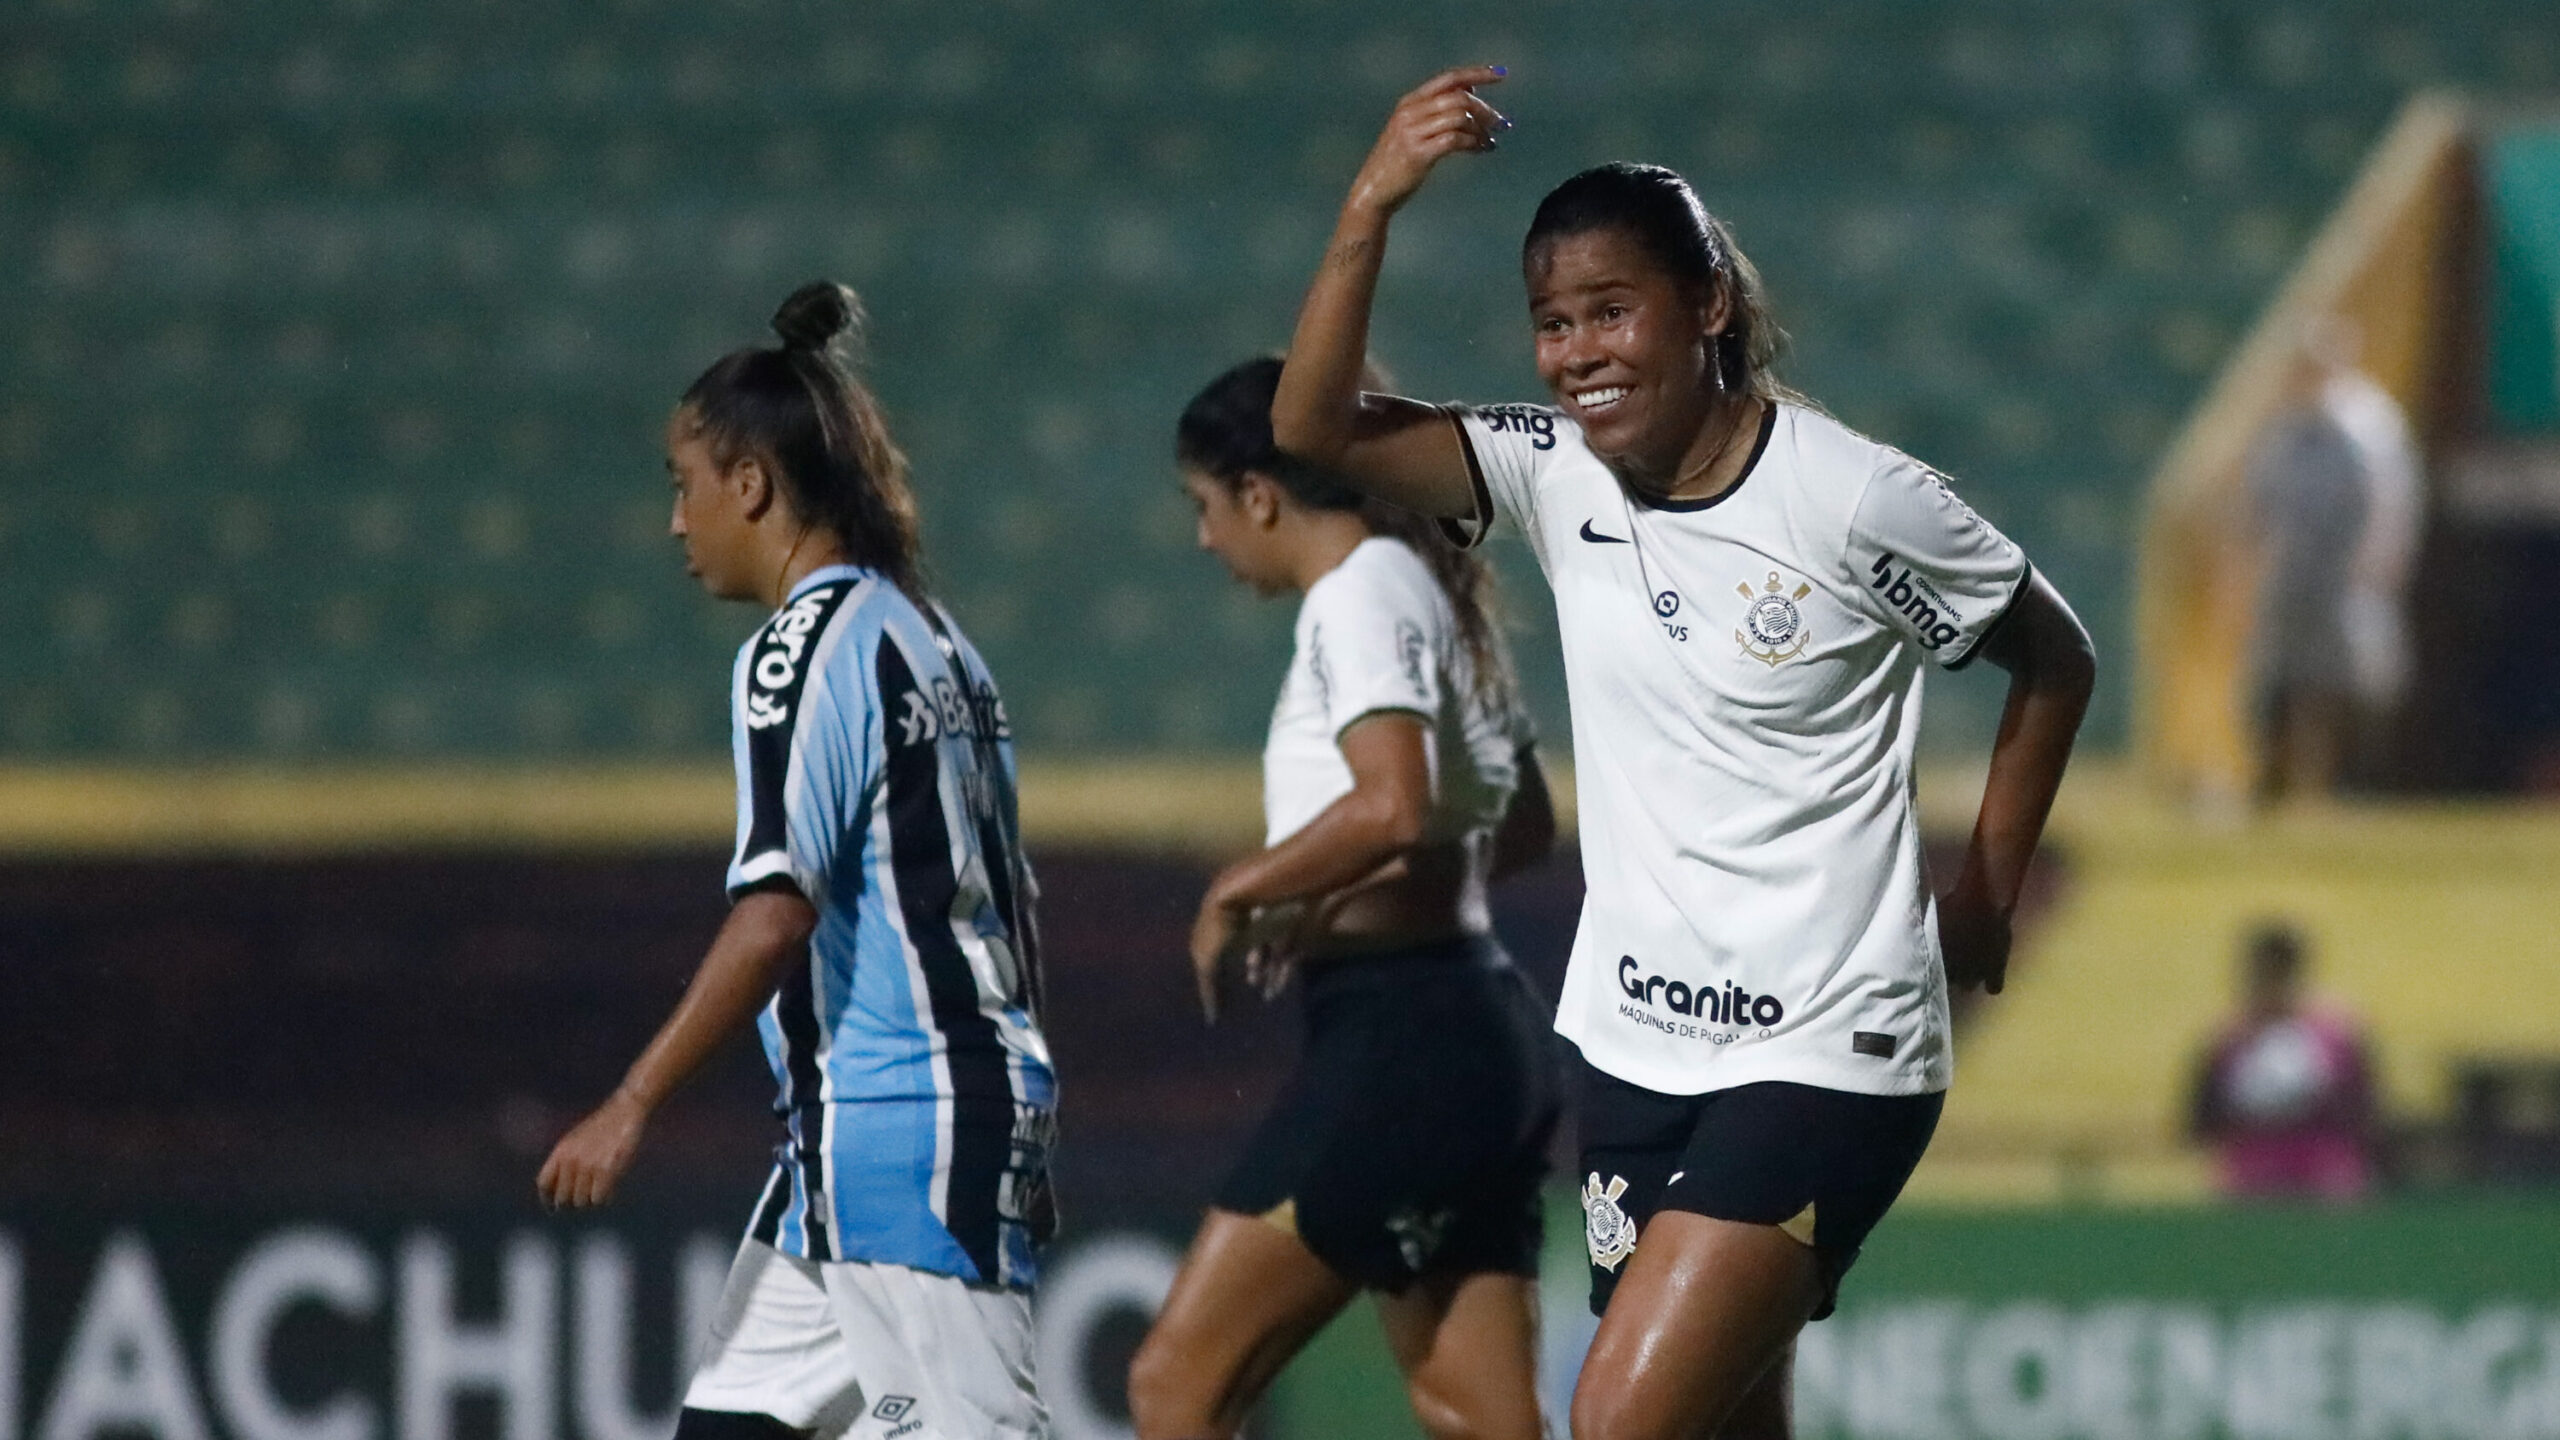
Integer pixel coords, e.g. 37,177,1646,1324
683,1241,1047,1440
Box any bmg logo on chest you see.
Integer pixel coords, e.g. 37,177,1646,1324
1735,571,1812,666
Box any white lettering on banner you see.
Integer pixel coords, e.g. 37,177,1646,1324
1961,1304,2075,1440
39,1234,212,1440
211,1230,381,1440
1836,1301,1962,1439
1034,1237,1182,1440
396,1234,556,1440
2,1235,20,1440
569,1235,729,1440
1794,1302,2560,1440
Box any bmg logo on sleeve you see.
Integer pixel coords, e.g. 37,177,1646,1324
1478,405,1558,450
1866,553,1962,650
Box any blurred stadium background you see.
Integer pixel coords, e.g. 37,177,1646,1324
6,1,2560,1437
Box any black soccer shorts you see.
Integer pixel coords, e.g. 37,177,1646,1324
1576,1061,1943,1319
1217,935,1562,1291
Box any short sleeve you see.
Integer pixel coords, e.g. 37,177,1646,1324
1847,453,2031,669
1301,566,1441,740
726,584,873,900
1445,403,1566,550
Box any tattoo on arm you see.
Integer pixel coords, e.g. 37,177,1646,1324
1326,237,1376,274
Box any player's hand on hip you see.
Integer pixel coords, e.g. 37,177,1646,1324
1936,873,2013,995
1345,65,1509,219
537,1089,650,1210
1188,881,1254,1025
1244,943,1297,1002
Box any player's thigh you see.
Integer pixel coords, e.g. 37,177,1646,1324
1569,1211,1821,1440
1128,1208,1357,1437
683,1243,869,1435
1372,1270,1543,1440
817,1260,1044,1440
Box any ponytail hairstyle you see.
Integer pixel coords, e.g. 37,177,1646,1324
1176,356,1517,707
1523,162,1794,403
679,281,925,594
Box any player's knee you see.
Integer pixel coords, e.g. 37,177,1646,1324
1569,1379,1675,1440
672,1409,802,1440
1405,1369,1535,1440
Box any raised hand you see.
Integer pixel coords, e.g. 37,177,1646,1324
1346,65,1509,219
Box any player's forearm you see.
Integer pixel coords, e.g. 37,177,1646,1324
1271,207,1393,468
1488,753,1557,881
616,892,817,1112
1963,605,2095,913
1210,789,1423,916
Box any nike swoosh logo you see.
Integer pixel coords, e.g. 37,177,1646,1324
1579,519,1629,544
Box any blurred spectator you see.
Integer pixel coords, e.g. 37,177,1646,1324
2245,317,2423,800
2187,922,2379,1200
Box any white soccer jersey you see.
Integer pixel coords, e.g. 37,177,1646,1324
1450,400,2030,1098
1263,536,1525,850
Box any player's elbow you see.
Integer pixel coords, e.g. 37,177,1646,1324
1268,385,1350,470
1378,800,1429,853
1269,413,1347,472
1353,787,1429,853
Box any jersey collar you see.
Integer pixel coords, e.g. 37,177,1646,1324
783,562,867,603
1636,400,1780,514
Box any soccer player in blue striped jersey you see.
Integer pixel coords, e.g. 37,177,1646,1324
540,281,1056,1440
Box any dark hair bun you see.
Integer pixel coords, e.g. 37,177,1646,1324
771,280,862,354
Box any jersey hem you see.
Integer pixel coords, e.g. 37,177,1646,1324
1943,559,2036,671
1331,704,1432,745
1441,408,1497,550
727,849,795,898
762,1236,1036,1292
1559,1028,1952,1100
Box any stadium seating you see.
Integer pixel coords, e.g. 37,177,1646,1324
5,0,2554,759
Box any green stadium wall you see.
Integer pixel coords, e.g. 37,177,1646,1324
1274,1194,2560,1440
11,1,2560,764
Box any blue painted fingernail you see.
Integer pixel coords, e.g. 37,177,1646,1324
1492,65,1508,76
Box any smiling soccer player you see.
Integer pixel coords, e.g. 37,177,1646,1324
1269,67,2097,1440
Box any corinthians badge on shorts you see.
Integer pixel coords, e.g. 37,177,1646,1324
1735,570,1814,666
1582,1172,1638,1272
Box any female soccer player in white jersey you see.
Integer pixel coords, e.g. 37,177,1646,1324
1270,69,2098,1440
537,282,1055,1440
1125,356,1561,1440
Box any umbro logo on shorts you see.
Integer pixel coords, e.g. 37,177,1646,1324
872,1396,916,1422
1578,519,1629,545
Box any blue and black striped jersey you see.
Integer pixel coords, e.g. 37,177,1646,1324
724,563,1055,1287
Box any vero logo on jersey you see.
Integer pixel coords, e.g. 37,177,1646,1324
1866,553,1962,651
745,584,842,729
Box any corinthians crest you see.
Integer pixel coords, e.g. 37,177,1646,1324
1735,570,1813,666
1582,1172,1638,1272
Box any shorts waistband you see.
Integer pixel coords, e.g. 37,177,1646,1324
1301,933,1513,998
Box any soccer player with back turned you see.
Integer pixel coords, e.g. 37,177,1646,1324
539,283,1056,1440
1271,68,2097,1440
